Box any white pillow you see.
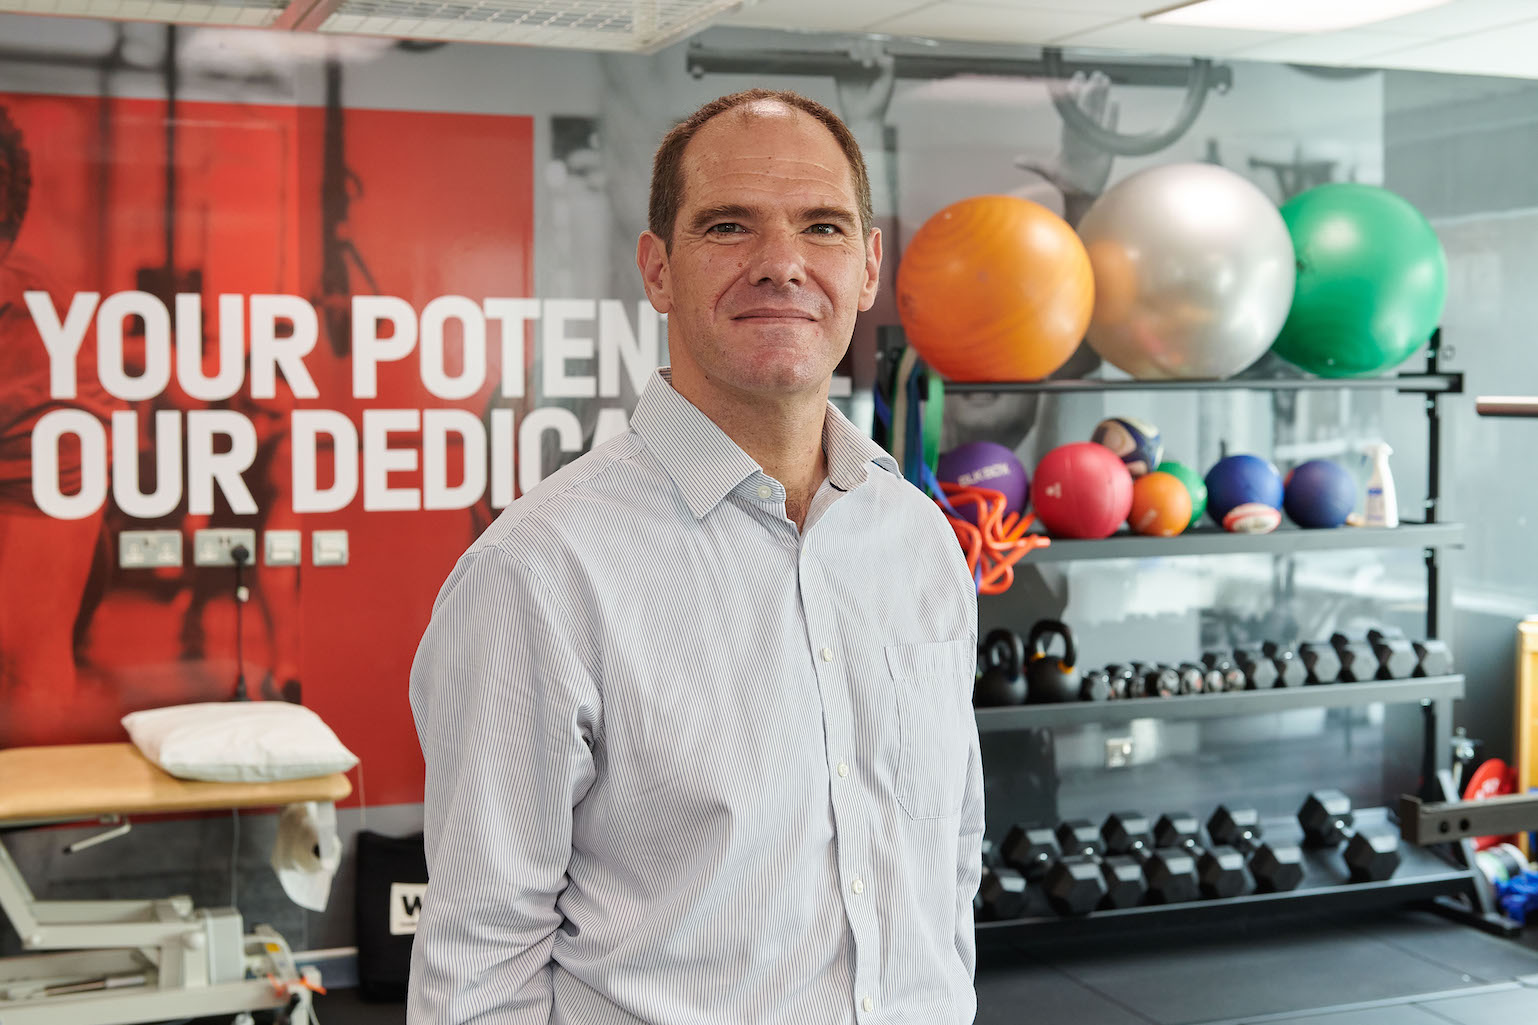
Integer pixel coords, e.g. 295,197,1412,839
122,702,359,783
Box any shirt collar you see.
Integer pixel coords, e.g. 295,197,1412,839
630,367,898,520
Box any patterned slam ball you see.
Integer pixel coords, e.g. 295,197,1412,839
1090,417,1163,477
937,442,1030,526
1031,442,1134,540
1154,460,1207,531
1222,503,1283,534
1283,459,1357,529
1204,454,1284,527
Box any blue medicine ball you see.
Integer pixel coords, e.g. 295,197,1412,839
1284,459,1357,529
1205,455,1284,525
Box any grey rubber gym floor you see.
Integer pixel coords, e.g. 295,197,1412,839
306,909,1538,1024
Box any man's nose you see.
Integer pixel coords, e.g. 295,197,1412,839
746,230,807,288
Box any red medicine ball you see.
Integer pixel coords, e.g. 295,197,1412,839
1031,442,1134,539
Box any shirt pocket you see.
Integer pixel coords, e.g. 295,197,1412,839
885,638,974,820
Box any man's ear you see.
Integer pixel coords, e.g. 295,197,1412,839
636,231,673,315
857,226,882,312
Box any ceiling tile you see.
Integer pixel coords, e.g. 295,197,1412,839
722,0,933,32
1370,19,1538,77
1368,0,1538,36
960,0,1170,13
870,3,1120,44
1231,28,1423,65
1053,17,1287,56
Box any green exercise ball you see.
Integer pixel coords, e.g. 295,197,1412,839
1154,460,1206,531
1272,183,1447,378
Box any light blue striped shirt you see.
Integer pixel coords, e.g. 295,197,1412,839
408,367,982,1024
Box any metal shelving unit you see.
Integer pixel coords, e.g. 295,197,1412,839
976,811,1476,944
875,327,1511,936
1025,522,1463,562
944,372,1461,395
975,676,1465,731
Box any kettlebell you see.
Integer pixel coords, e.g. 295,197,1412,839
1026,619,1081,704
973,628,1028,707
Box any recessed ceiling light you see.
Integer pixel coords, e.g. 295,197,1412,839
1145,0,1454,33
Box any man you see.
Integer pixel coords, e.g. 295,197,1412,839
409,89,981,1024
0,102,118,745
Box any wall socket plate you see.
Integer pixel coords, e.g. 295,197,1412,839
1105,736,1135,769
264,530,302,566
119,530,182,569
193,528,258,567
312,530,349,567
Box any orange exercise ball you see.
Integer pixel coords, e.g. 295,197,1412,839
1129,471,1193,538
897,195,1094,382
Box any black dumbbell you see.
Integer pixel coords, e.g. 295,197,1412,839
1129,663,1179,699
1297,789,1402,882
1233,648,1279,690
1101,811,1201,904
1260,641,1308,688
976,843,1031,921
1175,662,1207,695
1153,812,1248,899
1079,669,1111,702
1367,625,1454,677
982,823,1060,921
999,823,1059,883
1328,632,1381,682
1103,664,1134,700
1201,651,1247,692
1300,642,1341,684
1047,820,1146,914
1365,628,1418,680
1206,805,1306,892
1414,638,1453,676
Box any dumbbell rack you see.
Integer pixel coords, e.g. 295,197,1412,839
875,327,1518,939
972,682,1498,941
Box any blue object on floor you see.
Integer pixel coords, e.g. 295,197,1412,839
1495,869,1538,925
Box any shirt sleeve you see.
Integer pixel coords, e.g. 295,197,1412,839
954,712,984,978
407,545,602,1024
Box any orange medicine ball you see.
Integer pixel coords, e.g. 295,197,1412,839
1129,471,1193,537
897,195,1095,382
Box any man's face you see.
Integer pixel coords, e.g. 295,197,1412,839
638,103,881,402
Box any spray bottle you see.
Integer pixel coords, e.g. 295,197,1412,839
1363,442,1398,528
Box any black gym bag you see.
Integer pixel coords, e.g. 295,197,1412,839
354,830,428,1002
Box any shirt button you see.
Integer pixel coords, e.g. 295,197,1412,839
862,996,875,1013
851,877,864,896
837,762,849,778
820,647,833,663
757,484,773,499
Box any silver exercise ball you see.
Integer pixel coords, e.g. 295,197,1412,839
1077,163,1296,380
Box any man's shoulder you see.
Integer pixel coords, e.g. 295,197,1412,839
469,429,650,566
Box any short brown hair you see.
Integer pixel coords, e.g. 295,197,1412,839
648,89,873,249
0,105,30,247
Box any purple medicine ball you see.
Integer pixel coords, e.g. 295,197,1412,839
1284,459,1357,529
937,441,1030,526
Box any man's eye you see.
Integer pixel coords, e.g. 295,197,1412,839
807,223,841,235
707,223,745,234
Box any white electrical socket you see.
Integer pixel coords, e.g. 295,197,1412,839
264,530,302,567
1105,736,1134,769
119,530,183,569
193,528,258,567
312,530,349,567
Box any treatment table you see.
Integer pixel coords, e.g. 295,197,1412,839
0,743,350,1024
